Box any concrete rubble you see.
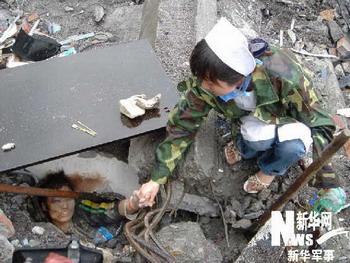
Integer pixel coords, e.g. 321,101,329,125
157,222,223,263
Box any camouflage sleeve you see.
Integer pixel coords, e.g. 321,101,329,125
151,89,212,184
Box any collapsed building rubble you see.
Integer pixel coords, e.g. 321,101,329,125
0,0,350,262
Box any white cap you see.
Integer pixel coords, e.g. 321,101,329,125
204,17,256,76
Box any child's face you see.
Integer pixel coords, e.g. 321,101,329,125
46,186,75,226
201,78,244,96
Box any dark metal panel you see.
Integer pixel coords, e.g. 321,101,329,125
0,40,176,173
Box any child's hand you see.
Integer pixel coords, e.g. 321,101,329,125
137,180,160,208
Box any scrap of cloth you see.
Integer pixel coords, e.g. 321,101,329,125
151,46,339,189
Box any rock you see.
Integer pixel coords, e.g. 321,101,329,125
218,0,260,39
0,235,14,263
157,222,223,263
94,5,105,23
199,216,210,224
22,238,29,246
29,239,41,247
242,211,264,220
232,219,252,229
230,198,244,217
269,181,279,193
337,37,350,57
94,32,113,42
224,206,237,224
32,226,45,235
334,64,345,79
164,181,219,217
241,196,252,211
64,6,74,12
10,239,20,247
128,130,165,179
328,21,344,43
257,188,271,201
248,200,265,212
235,220,285,263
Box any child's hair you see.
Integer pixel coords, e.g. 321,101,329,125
190,39,244,85
38,170,75,191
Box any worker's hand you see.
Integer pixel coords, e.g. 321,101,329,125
137,180,160,208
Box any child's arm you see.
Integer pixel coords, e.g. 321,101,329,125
150,88,212,184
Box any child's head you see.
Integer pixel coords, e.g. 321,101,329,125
190,18,256,96
38,171,75,230
190,39,244,96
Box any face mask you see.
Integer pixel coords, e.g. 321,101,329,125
218,74,252,102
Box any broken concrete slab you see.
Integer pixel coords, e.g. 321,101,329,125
217,0,261,39
178,110,220,196
27,151,140,197
234,220,284,263
157,222,223,263
104,5,143,43
139,0,161,47
165,180,219,217
194,0,217,42
154,0,196,83
128,129,165,179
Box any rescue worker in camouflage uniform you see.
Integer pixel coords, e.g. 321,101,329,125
136,18,346,211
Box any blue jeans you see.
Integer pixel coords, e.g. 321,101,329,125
236,134,306,176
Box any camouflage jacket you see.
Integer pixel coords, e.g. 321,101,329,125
151,47,338,188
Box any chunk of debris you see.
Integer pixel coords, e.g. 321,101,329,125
338,75,350,89
12,29,61,61
1,143,15,152
337,37,350,57
64,6,74,12
94,5,105,23
337,108,350,117
232,218,252,229
157,222,223,263
328,21,344,43
165,181,219,217
27,13,39,23
320,9,335,22
32,226,45,235
47,22,61,35
119,94,161,119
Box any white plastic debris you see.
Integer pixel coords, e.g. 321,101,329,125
0,15,20,44
337,108,350,118
1,143,15,152
6,54,30,68
32,226,45,235
120,94,161,119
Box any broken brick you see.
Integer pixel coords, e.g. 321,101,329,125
336,36,350,57
27,13,39,23
332,115,346,129
320,9,335,22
